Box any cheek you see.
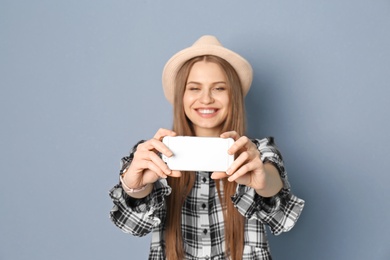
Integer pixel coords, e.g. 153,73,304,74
183,93,195,107
221,95,230,109
182,95,192,115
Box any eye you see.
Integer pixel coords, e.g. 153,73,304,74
213,85,226,91
187,86,200,91
186,83,201,91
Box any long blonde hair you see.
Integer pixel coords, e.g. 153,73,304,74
165,55,247,260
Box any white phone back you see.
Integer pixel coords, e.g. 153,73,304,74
162,136,234,172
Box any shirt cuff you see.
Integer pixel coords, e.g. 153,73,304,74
231,185,305,235
110,178,171,214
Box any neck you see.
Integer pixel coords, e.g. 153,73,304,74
194,128,221,137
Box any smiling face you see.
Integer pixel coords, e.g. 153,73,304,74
183,60,230,137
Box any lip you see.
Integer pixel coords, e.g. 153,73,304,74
195,108,219,118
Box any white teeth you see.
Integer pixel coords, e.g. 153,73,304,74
198,109,215,114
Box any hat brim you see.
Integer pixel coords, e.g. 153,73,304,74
162,43,253,104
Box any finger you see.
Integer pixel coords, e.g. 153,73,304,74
226,150,251,175
132,150,170,175
142,169,164,184
228,136,254,155
148,151,172,175
153,128,177,140
210,171,228,179
123,166,160,188
145,160,169,179
168,170,182,178
228,149,263,183
228,160,261,182
133,158,167,179
226,148,260,176
138,139,174,157
220,131,240,140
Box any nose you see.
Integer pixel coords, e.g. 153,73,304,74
199,90,214,104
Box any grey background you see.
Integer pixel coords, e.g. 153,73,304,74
1,1,389,259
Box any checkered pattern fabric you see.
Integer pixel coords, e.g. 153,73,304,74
109,137,304,259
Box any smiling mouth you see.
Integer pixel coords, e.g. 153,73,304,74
197,109,217,114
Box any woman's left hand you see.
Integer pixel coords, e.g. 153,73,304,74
211,131,283,197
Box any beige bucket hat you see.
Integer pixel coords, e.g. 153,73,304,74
162,35,253,104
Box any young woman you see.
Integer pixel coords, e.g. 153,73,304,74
109,35,304,260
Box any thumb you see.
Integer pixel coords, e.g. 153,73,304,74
169,170,182,178
211,171,228,180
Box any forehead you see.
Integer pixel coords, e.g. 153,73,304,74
187,61,227,82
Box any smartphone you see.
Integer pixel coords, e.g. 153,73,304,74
162,136,234,172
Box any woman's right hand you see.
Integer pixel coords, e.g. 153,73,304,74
122,128,181,193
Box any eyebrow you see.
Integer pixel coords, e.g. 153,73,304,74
186,81,227,85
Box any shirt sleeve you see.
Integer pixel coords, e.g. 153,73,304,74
108,141,171,237
231,137,305,235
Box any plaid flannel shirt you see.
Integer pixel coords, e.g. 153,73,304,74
109,137,304,260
